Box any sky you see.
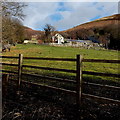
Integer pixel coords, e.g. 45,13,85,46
23,2,118,31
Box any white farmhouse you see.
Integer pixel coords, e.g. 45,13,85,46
52,33,64,44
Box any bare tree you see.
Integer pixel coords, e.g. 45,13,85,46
43,24,56,43
2,2,26,20
2,1,27,44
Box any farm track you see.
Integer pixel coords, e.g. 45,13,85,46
2,76,120,120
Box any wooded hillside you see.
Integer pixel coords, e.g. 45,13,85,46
61,14,120,50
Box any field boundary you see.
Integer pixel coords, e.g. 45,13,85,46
1,54,120,109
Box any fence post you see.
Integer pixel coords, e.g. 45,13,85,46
18,54,23,88
76,54,83,110
2,74,9,97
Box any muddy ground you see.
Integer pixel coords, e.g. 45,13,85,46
2,76,120,120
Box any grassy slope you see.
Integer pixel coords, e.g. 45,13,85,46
2,44,120,83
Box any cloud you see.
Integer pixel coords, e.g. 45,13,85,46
23,2,118,31
53,2,118,30
23,2,59,30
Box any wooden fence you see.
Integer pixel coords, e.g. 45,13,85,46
1,54,120,110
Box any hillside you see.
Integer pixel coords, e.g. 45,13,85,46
24,26,44,40
24,26,43,34
62,14,120,32
61,14,120,49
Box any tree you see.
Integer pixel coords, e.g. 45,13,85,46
43,24,56,43
13,18,25,43
104,24,120,50
2,1,27,44
2,17,25,44
2,2,26,20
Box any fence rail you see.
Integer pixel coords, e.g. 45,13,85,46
23,57,77,61
1,63,18,66
83,59,120,63
84,81,120,89
22,64,76,73
0,56,19,59
1,54,120,110
83,71,120,77
21,73,77,84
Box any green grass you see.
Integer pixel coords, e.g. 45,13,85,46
3,44,119,59
2,44,120,83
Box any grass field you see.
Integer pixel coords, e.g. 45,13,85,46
2,44,120,83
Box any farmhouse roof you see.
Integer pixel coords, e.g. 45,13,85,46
52,32,69,38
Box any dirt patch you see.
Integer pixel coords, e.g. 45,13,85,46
2,79,120,120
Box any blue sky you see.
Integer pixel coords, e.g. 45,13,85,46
23,2,118,31
50,13,63,21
